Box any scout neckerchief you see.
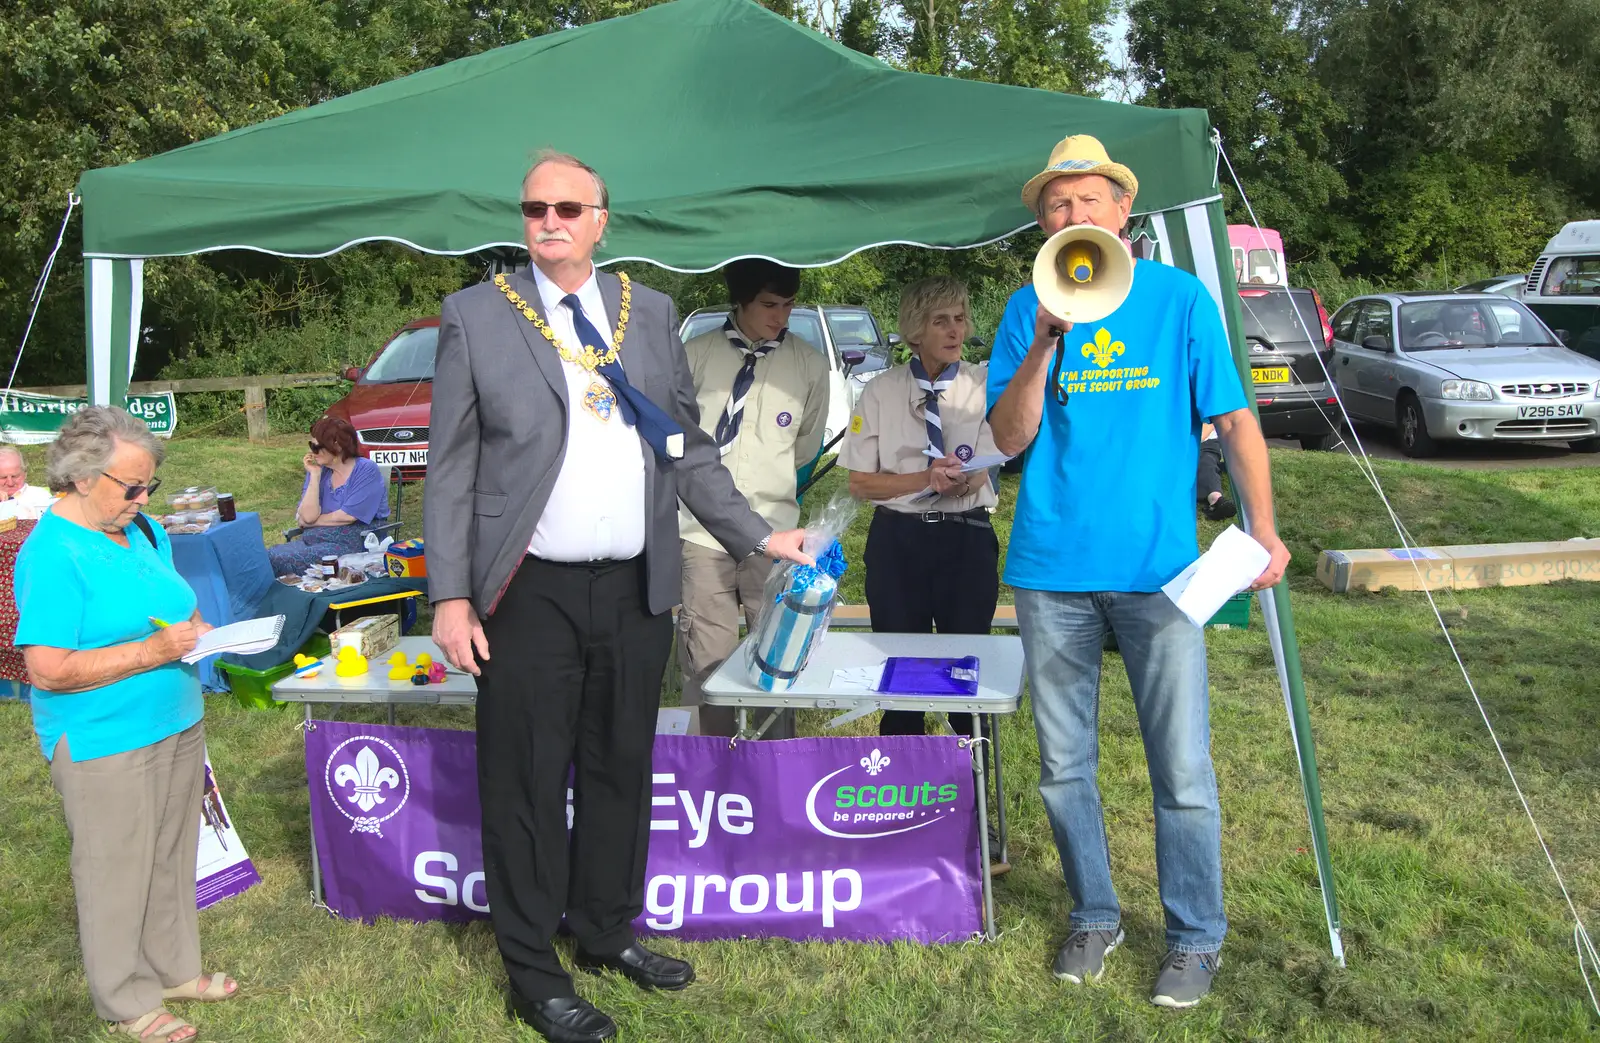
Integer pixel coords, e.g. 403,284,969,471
493,272,684,461
910,356,958,458
715,316,785,456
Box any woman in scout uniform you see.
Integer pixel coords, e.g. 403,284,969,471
839,276,1002,738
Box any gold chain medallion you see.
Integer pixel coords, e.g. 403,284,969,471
495,272,631,372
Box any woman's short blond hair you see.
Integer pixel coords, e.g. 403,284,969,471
898,277,974,348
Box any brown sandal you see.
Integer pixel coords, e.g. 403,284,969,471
162,974,238,1002
110,1009,196,1041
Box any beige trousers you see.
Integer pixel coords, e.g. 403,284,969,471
50,722,206,1022
678,541,794,738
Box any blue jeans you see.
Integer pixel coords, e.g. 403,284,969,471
1014,588,1226,953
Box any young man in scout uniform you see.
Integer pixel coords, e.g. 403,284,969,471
677,259,831,737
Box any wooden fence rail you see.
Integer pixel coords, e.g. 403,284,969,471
16,373,343,443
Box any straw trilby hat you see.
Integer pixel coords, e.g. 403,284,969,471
1020,134,1139,212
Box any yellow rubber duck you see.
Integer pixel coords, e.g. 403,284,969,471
335,645,369,678
387,651,411,681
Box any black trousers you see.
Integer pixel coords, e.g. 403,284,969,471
864,508,1001,736
1197,441,1225,503
476,555,673,1002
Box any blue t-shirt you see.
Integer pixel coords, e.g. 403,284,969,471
15,510,203,761
303,457,389,525
987,261,1248,593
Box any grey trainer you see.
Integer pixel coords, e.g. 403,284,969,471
1051,928,1124,984
1150,949,1221,1008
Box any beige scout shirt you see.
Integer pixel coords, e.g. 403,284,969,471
840,360,1000,515
678,328,831,551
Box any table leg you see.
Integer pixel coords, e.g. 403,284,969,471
989,714,1008,865
973,716,996,940
737,707,748,738
387,704,397,727
305,703,323,908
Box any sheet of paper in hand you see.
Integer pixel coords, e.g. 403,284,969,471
1162,525,1271,626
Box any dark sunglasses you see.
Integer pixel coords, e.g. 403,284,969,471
101,472,162,501
520,200,602,220
309,441,325,453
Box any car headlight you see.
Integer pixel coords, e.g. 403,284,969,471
1440,379,1494,401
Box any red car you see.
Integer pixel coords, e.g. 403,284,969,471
326,317,439,481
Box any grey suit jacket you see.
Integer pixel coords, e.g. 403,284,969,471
423,268,771,617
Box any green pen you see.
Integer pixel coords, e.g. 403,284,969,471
149,617,172,629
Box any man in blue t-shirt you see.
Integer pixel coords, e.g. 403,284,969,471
988,135,1289,1008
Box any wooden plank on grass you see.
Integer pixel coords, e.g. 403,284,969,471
1317,540,1600,592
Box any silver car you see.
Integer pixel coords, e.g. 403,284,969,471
1330,292,1600,457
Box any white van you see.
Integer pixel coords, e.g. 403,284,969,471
1524,220,1600,360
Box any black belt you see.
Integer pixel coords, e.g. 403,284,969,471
876,506,993,529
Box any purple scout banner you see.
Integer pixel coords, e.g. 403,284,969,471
306,721,982,943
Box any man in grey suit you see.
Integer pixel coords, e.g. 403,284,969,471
426,151,808,1043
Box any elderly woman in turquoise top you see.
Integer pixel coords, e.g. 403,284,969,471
15,407,241,1042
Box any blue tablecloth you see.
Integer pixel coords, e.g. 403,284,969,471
227,576,427,673
169,513,276,689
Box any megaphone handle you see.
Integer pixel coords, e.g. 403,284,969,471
1048,325,1064,338
1050,341,1070,406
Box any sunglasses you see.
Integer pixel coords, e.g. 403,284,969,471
101,472,162,501
520,200,602,221
308,441,325,453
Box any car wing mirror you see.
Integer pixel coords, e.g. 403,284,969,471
1555,329,1573,346
343,365,363,381
886,333,902,347
1361,335,1391,352
840,348,867,370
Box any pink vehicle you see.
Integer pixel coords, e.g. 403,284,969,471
1229,225,1286,286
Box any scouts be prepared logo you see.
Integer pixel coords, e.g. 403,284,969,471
325,736,411,836
776,411,793,428
805,748,962,839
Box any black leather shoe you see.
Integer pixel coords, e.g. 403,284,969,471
509,995,616,1043
575,943,696,990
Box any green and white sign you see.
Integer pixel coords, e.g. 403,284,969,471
0,390,178,444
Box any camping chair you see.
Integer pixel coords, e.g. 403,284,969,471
280,463,404,543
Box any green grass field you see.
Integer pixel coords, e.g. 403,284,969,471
2,437,1599,1041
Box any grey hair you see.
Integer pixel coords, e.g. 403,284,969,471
46,406,164,493
524,149,609,210
0,446,22,467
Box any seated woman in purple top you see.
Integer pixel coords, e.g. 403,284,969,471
266,415,390,576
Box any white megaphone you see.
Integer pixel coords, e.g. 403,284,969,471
1032,223,1134,325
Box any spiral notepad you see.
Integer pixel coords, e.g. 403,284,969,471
181,615,286,663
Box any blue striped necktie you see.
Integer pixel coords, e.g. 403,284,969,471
562,293,685,461
910,357,957,458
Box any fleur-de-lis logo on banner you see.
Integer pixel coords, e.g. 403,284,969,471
859,748,891,776
1081,327,1126,369
325,737,410,836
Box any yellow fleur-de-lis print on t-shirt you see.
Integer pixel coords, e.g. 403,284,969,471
1081,328,1126,369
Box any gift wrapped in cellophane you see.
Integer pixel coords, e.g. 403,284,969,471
743,496,856,692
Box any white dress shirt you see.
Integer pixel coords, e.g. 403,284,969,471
0,483,54,521
525,265,649,561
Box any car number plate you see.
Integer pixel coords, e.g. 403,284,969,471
1516,404,1584,420
1251,367,1291,385
369,448,428,466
